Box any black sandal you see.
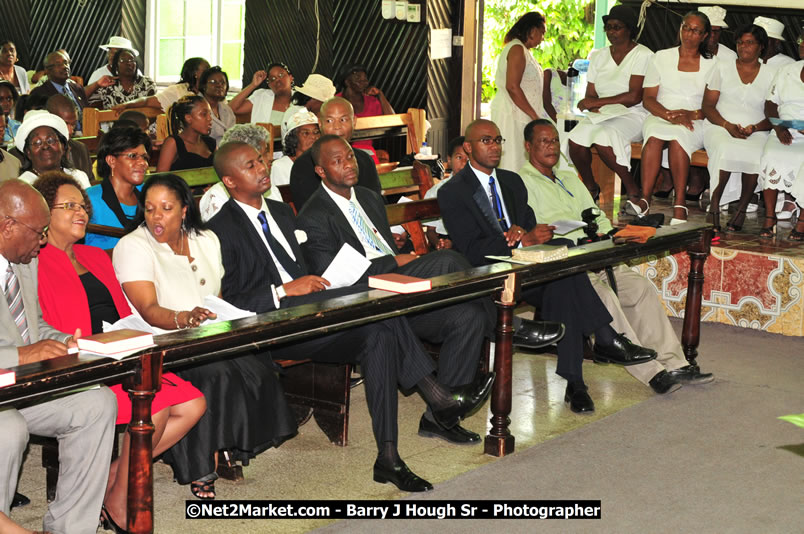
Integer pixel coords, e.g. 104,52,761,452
788,214,804,241
759,215,777,239
190,472,218,500
100,504,129,533
726,210,746,232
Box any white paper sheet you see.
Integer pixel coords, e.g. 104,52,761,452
550,219,587,235
321,243,372,289
585,104,630,125
202,295,256,322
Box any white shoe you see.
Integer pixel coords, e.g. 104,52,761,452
746,203,758,214
625,199,649,217
670,205,688,226
777,200,797,220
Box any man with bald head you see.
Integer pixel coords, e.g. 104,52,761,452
29,51,92,135
46,94,93,178
208,142,495,492
0,180,116,533
289,96,382,210
438,119,657,413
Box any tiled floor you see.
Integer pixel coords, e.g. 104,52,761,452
606,194,804,336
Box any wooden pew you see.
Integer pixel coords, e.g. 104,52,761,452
0,222,713,533
592,142,710,207
82,107,165,139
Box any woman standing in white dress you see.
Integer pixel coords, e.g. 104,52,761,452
490,12,548,172
759,31,804,240
567,5,653,212
702,24,774,233
639,11,717,224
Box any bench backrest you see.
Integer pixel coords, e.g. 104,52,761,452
82,107,164,138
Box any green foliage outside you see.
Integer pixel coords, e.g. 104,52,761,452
483,0,595,102
778,414,804,428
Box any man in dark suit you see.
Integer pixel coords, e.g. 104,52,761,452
46,94,94,179
29,51,92,134
0,180,116,533
438,119,657,413
296,134,515,445
207,141,494,492
289,97,382,210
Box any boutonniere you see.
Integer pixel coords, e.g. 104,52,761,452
294,229,308,244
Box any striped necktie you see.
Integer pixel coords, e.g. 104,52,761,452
5,266,29,344
488,176,509,232
348,201,394,256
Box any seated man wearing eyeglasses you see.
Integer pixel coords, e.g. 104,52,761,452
521,119,714,395
438,119,658,413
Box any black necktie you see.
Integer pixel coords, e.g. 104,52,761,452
488,176,509,231
257,212,303,279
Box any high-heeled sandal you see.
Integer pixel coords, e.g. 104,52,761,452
625,198,649,217
788,213,804,241
670,205,688,226
759,215,777,239
100,504,129,534
726,209,746,232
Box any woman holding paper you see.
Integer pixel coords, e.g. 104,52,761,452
759,31,804,240
567,5,654,212
113,173,297,501
32,171,206,530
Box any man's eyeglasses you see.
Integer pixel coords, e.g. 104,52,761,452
52,202,88,213
469,136,505,145
4,215,48,240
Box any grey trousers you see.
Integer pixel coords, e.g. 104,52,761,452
0,386,117,534
589,265,688,385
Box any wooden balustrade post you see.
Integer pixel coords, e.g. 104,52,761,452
125,352,163,534
681,228,713,369
484,273,520,457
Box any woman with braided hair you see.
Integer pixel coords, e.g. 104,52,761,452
156,94,215,172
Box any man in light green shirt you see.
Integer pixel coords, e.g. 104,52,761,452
519,119,714,393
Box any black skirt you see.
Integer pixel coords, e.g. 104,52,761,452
161,352,297,484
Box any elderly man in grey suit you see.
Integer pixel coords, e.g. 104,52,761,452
0,180,116,534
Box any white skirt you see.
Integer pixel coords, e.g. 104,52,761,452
642,116,705,158
761,130,804,199
704,122,768,200
568,112,645,170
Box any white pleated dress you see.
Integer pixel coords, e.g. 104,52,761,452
760,61,804,199
702,60,774,201
490,39,546,173
568,44,653,170
642,48,717,157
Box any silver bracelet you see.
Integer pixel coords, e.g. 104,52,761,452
174,310,182,330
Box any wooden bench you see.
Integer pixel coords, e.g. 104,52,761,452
2,223,713,533
591,142,710,207
82,107,167,140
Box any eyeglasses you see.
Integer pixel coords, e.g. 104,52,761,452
29,137,60,149
4,215,48,240
206,79,227,86
681,24,705,36
469,136,505,145
268,72,287,83
52,202,88,212
735,39,758,46
114,152,149,162
604,24,625,32
118,58,136,64
296,128,321,137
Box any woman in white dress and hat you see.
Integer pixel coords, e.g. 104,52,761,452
490,11,548,172
567,5,653,212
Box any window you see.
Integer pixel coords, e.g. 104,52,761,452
145,0,246,89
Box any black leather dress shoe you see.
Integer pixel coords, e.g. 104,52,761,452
513,320,565,349
373,459,433,492
593,333,657,366
10,491,30,509
649,370,682,394
418,415,481,445
564,383,595,413
431,372,495,429
668,365,714,385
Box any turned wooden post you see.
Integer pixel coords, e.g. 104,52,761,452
125,351,163,534
485,273,520,457
681,228,713,369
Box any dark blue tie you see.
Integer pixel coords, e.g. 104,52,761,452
488,176,509,231
257,212,303,279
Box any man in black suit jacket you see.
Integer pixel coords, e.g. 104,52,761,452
438,119,656,413
289,97,382,211
207,141,494,492
29,52,90,134
296,134,500,445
